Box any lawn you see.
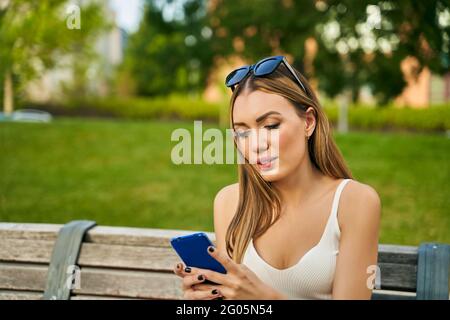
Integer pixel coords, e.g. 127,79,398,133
1,117,449,246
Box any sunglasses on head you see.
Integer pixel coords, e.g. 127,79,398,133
225,55,308,95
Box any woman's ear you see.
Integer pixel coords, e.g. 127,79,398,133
304,107,316,137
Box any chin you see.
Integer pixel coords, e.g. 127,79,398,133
257,167,286,182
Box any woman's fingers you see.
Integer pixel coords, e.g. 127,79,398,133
194,269,228,287
173,262,186,277
182,273,209,290
173,263,205,277
207,246,239,274
174,263,218,278
183,287,222,300
173,263,193,277
191,283,217,291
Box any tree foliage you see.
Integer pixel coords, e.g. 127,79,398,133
0,0,107,109
123,0,214,96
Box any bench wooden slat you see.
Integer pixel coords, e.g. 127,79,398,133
0,290,139,300
377,263,417,291
377,244,418,265
79,243,180,272
0,239,180,272
70,294,141,300
71,267,182,299
0,290,42,300
371,291,416,300
0,239,52,264
0,223,216,247
0,223,61,241
0,262,183,299
0,263,47,292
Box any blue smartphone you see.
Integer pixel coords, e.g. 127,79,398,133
170,232,227,279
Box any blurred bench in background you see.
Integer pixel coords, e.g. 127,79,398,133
0,221,448,300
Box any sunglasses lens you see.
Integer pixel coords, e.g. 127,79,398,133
254,58,281,76
225,67,250,87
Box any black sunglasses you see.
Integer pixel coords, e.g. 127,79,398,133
225,55,308,94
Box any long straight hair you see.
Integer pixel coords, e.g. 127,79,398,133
225,62,353,263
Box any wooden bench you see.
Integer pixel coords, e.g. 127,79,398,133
0,221,449,300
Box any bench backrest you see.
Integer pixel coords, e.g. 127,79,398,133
0,222,448,300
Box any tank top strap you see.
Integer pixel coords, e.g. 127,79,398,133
325,178,351,241
331,179,351,220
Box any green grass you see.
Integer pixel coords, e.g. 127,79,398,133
1,117,449,246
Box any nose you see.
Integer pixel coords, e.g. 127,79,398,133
250,128,270,154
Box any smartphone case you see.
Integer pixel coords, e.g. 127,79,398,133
170,232,227,274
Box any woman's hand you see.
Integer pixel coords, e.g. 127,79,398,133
173,245,287,300
173,260,223,300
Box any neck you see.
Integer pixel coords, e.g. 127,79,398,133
272,156,327,210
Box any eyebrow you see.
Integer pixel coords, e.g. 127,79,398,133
234,111,282,127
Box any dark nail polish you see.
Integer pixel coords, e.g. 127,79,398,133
198,275,204,281
176,263,181,269
185,267,191,273
211,289,218,295
208,246,215,253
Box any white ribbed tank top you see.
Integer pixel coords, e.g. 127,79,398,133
242,179,351,300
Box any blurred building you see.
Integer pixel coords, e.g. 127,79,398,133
26,0,127,102
395,57,450,107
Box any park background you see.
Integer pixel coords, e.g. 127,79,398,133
0,0,449,246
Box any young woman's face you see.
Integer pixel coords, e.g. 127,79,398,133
232,90,315,182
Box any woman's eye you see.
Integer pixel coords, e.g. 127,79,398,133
265,123,280,130
235,130,250,138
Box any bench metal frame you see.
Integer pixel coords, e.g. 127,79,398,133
43,220,96,300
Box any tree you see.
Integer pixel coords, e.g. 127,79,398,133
0,0,107,114
314,0,449,103
208,0,449,104
122,0,215,97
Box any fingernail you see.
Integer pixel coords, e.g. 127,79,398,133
211,289,218,295
198,275,204,281
208,246,215,253
176,263,181,269
185,267,191,273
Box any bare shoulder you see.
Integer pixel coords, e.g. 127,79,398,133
338,179,381,230
214,183,239,209
214,183,240,224
341,179,381,210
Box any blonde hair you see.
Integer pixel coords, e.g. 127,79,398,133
225,62,353,263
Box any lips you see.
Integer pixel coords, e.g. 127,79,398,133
257,156,277,165
256,156,278,170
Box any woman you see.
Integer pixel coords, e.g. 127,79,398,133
173,55,381,300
